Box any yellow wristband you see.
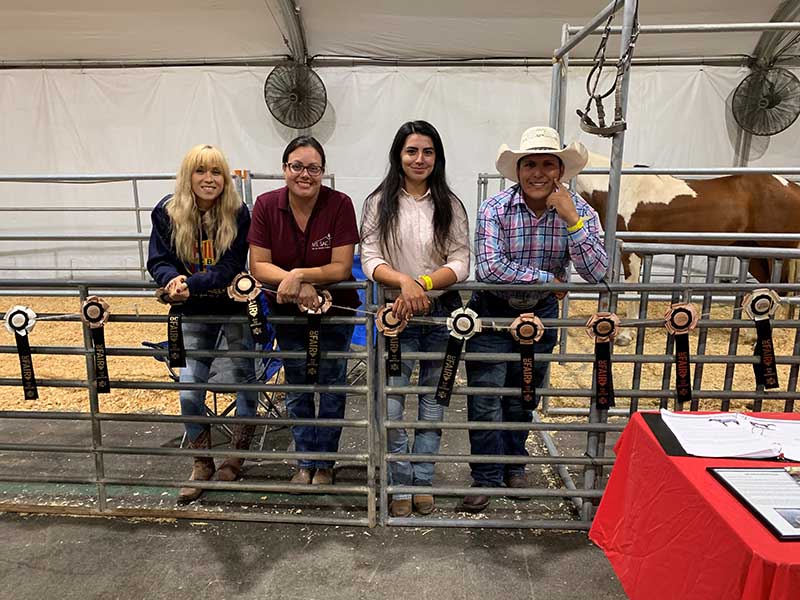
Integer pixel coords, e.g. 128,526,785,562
566,217,584,233
419,275,434,291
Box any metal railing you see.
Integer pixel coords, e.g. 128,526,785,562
0,171,335,282
0,279,375,526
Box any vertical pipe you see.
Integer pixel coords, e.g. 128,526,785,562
376,284,389,525
582,0,638,517
602,0,638,281
629,254,653,415
722,260,751,411
132,179,146,281
80,284,107,511
558,23,570,137
691,256,718,411
662,255,684,410
556,22,571,363
244,170,254,210
365,281,377,527
549,49,564,131
233,172,243,201
786,328,800,413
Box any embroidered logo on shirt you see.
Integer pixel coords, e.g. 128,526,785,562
311,233,332,251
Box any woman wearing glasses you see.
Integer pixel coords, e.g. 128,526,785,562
360,121,470,517
248,136,359,486
147,144,258,504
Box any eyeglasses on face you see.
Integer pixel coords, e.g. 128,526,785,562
285,162,323,176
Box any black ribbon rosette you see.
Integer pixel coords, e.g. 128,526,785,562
742,288,781,390
664,303,699,406
435,307,482,407
227,272,272,344
585,312,621,410
80,296,111,393
375,304,409,377
4,305,38,400
298,290,332,384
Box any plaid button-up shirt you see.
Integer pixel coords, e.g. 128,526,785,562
475,184,608,305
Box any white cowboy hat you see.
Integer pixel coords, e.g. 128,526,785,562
495,126,588,183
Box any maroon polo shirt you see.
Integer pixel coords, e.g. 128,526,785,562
248,185,361,315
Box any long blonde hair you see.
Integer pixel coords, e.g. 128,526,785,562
167,144,241,264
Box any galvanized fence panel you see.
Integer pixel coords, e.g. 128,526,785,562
0,279,376,526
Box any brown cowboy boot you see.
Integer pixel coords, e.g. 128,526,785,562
215,424,256,482
178,427,215,504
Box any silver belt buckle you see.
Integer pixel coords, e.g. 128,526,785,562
508,294,540,310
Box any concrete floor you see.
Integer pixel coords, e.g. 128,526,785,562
0,513,625,600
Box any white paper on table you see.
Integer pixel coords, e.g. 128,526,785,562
660,409,786,459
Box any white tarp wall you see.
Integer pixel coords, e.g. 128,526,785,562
1,64,799,278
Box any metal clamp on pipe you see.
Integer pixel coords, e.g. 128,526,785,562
4,305,39,400
664,303,699,405
80,296,111,393
375,304,409,377
586,312,620,410
742,288,781,390
510,313,545,409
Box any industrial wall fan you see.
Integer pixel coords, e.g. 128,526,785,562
731,67,800,137
264,63,327,129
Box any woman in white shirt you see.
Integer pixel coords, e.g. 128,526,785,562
360,120,470,517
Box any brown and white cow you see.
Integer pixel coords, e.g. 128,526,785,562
575,153,800,344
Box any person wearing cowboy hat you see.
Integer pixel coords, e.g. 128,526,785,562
460,126,608,513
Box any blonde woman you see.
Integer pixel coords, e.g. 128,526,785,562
147,144,257,503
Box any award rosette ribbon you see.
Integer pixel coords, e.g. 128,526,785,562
664,303,699,406
585,312,621,410
509,313,545,410
4,305,39,400
298,290,332,384
375,304,409,377
227,272,271,344
742,288,781,390
435,307,481,407
80,296,111,393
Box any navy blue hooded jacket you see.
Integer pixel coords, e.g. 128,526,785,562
146,195,251,315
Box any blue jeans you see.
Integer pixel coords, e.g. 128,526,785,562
180,320,258,441
465,293,559,487
275,322,354,469
386,292,461,499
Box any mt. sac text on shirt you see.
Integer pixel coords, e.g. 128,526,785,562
311,234,332,251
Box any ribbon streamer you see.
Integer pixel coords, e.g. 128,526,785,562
375,305,409,377
80,296,111,393
509,313,545,409
585,312,620,410
167,306,186,368
664,303,699,406
299,290,332,384
743,289,780,390
228,273,271,344
435,307,480,407
4,305,38,400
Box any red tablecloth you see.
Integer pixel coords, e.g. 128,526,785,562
590,412,800,600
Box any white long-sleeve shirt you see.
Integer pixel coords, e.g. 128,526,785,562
360,189,471,296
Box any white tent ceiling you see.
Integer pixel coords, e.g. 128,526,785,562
0,0,789,64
